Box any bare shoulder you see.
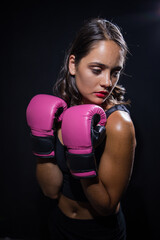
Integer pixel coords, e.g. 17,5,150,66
105,109,136,143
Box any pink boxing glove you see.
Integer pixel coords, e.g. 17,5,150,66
26,94,67,159
61,105,107,178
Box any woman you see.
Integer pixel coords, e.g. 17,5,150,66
35,18,136,239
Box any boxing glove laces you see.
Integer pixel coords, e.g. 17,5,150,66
61,104,107,178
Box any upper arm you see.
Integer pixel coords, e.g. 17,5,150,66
98,110,136,207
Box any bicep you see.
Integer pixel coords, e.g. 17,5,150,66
98,113,136,206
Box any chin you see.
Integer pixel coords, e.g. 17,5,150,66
94,97,105,105
82,97,105,106
89,100,104,106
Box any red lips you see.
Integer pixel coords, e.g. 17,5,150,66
95,91,109,98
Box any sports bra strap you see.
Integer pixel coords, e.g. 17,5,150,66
105,105,129,118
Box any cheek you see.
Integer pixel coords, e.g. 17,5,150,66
76,70,95,89
113,79,118,86
110,79,119,94
112,75,120,86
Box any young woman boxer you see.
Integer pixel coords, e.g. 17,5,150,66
27,18,136,240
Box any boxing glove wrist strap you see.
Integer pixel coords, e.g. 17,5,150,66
66,152,97,178
31,134,55,158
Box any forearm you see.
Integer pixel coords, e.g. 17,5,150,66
36,160,63,199
81,177,115,216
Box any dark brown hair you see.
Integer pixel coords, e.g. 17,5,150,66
53,18,129,107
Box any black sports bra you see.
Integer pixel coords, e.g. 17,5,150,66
55,105,129,202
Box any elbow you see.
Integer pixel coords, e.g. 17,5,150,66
42,189,60,200
94,204,117,216
91,196,118,216
43,191,59,200
95,196,118,216
92,198,119,217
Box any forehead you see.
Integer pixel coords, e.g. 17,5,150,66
81,40,124,67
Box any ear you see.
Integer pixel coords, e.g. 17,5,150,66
68,55,76,75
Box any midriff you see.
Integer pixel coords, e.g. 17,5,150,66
58,194,120,219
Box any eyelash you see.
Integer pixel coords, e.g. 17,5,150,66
92,68,102,75
92,69,121,78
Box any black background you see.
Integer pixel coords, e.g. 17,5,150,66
1,1,160,239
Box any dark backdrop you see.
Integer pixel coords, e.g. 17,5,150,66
1,1,160,239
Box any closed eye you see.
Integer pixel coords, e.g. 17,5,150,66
92,68,102,75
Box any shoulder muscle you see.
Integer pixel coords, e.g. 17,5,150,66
98,110,136,206
106,110,136,143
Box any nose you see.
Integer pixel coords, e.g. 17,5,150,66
100,72,112,88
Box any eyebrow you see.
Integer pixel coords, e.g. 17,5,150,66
88,62,123,71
